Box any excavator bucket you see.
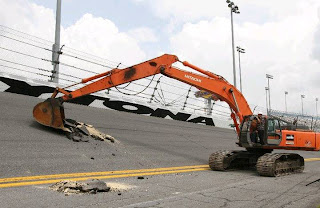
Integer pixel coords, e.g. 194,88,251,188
33,98,66,130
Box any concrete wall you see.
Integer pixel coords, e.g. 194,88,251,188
0,72,232,129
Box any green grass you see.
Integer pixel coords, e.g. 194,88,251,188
317,204,320,208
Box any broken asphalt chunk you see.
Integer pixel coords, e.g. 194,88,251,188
81,179,110,192
77,125,90,136
63,119,116,143
50,179,110,195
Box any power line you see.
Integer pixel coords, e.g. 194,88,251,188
0,58,83,80
59,62,100,74
0,64,50,77
62,52,114,69
111,74,156,96
0,25,120,68
0,47,230,115
0,25,233,118
0,34,53,53
0,34,116,74
0,28,52,47
0,64,76,83
0,58,51,73
0,46,53,63
0,25,52,44
63,46,120,65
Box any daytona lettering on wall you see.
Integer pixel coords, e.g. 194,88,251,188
102,99,214,125
0,76,215,126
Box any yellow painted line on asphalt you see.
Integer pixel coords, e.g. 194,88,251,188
304,158,320,162
0,157,318,189
0,167,210,188
0,165,208,183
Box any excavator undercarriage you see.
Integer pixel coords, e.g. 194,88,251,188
209,150,305,176
256,153,304,176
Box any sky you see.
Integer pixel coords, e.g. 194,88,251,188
1,0,320,116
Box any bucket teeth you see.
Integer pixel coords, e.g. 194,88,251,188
33,98,66,130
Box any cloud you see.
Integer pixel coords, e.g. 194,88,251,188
168,2,320,114
0,0,147,82
312,13,320,62
133,0,226,22
0,0,147,66
128,27,158,43
0,0,55,39
133,0,320,23
62,13,146,65
2,0,320,116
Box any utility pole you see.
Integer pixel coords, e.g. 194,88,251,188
226,0,240,88
285,91,288,113
50,0,61,83
182,86,192,110
265,87,269,115
236,46,245,93
316,98,318,116
205,98,213,116
266,74,273,111
301,95,305,115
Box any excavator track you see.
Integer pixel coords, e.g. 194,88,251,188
209,150,234,171
209,150,266,171
256,153,304,177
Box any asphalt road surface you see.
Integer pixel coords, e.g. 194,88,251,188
0,92,319,208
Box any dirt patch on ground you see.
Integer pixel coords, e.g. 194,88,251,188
107,182,135,192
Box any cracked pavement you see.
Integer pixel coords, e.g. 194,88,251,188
0,92,319,208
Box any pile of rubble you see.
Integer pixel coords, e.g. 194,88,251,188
63,119,116,143
50,179,134,196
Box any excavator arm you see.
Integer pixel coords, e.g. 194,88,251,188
33,54,252,133
58,54,178,101
163,62,252,133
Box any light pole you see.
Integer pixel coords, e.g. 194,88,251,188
285,91,288,113
226,0,240,88
236,46,245,93
50,0,62,83
266,74,273,111
301,95,305,115
316,98,318,117
265,87,269,114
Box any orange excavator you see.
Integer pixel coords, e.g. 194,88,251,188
33,54,320,176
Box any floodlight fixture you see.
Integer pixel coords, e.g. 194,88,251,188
266,74,273,79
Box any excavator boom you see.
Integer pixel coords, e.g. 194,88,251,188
33,54,177,129
33,54,252,132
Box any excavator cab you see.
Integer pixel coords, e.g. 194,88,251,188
239,115,301,148
238,115,283,148
239,115,259,148
266,118,282,145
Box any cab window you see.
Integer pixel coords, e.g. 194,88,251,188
241,117,250,132
274,119,280,130
268,119,281,132
268,119,275,132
